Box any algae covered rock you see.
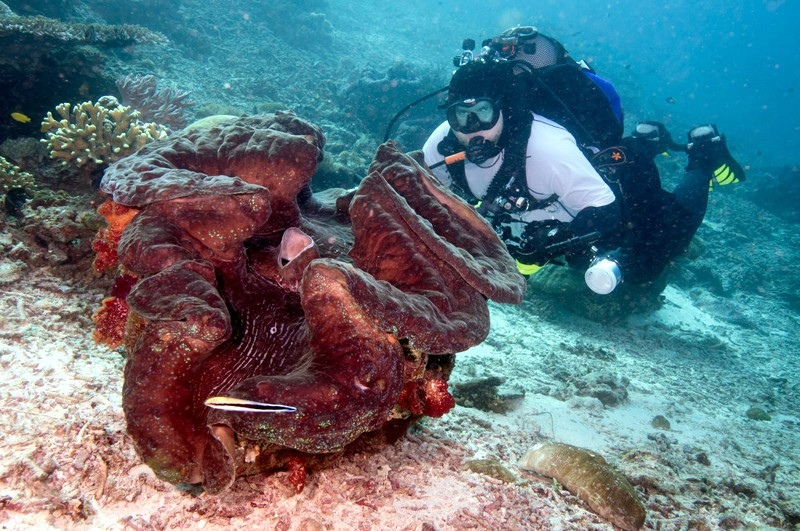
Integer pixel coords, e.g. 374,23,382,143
745,406,771,421
518,441,646,530
651,414,671,430
527,264,666,320
451,376,525,413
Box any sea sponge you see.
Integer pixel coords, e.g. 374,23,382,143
41,97,168,169
518,441,646,530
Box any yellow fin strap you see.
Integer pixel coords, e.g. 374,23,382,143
713,164,738,185
516,260,544,276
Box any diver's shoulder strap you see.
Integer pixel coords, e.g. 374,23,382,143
481,118,534,208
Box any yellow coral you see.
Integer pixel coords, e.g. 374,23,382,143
41,97,168,168
0,156,36,198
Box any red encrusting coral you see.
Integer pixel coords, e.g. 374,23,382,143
395,371,456,419
422,379,457,418
396,380,425,417
92,200,140,273
91,273,139,348
286,456,309,494
92,296,129,348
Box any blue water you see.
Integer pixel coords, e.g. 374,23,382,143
367,0,800,169
3,0,798,169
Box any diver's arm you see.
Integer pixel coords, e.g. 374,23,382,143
570,200,621,239
530,120,618,228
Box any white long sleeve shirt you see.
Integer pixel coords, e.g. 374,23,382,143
422,114,615,236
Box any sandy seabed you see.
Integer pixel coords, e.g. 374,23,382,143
0,193,798,530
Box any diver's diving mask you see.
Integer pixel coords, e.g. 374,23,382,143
446,98,501,134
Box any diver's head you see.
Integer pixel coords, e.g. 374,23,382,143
443,61,511,162
447,98,504,151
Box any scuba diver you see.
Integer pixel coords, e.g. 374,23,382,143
420,26,745,296
421,59,621,276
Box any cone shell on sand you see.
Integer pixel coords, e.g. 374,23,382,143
518,441,646,531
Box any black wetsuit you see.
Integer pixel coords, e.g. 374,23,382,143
601,136,710,284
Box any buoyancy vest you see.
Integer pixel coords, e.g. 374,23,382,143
528,63,624,150
494,30,624,149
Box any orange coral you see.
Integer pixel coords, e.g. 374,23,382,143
92,200,139,273
92,296,129,348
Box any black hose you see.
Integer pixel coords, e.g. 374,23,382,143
383,86,449,142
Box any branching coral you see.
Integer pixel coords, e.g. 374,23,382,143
116,74,195,130
41,96,169,169
0,155,35,200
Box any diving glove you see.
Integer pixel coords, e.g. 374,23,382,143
686,124,745,186
508,220,574,274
